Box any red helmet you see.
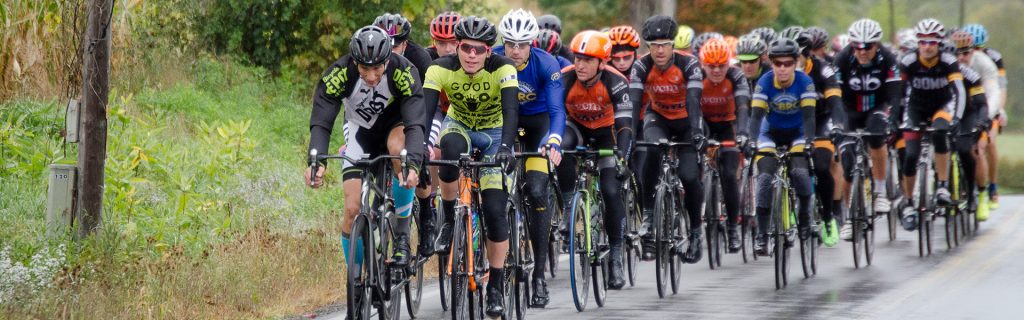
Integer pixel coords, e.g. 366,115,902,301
700,38,732,65
430,12,461,41
570,30,613,60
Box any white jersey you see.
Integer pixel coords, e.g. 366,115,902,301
968,51,1003,119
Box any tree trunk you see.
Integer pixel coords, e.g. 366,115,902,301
76,0,112,239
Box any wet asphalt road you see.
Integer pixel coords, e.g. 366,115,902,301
323,196,1024,320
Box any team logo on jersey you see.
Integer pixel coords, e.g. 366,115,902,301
518,82,538,103
848,74,882,91
771,94,800,113
393,66,415,96
323,66,349,95
551,72,561,81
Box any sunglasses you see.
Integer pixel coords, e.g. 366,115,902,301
852,42,876,51
956,50,973,57
459,42,491,55
506,41,531,50
611,53,635,62
772,60,796,68
918,39,941,46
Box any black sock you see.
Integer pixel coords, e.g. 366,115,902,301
756,207,770,237
490,267,505,292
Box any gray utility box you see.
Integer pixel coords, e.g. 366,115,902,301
46,163,78,237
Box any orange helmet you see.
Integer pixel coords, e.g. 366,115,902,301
570,30,613,60
949,30,974,50
608,25,640,49
723,35,739,59
699,38,731,64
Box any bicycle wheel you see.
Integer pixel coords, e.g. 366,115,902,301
623,174,642,286
864,197,876,267
851,171,863,269
449,211,469,320
406,209,424,318
917,162,930,257
713,178,725,268
591,199,607,308
654,186,671,298
438,251,451,311
348,215,373,320
547,180,563,278
503,200,526,320
739,165,754,263
887,151,901,241
568,191,591,311
703,170,717,270
772,183,789,289
669,194,686,295
380,217,401,320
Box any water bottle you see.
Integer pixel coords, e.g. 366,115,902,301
472,208,481,251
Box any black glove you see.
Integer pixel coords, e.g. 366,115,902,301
497,144,515,174
693,133,707,152
828,127,844,140
978,119,992,133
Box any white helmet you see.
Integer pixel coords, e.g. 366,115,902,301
914,18,945,38
499,9,539,42
848,18,883,44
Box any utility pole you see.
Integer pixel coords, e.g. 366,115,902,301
76,0,112,239
889,0,896,43
959,0,966,27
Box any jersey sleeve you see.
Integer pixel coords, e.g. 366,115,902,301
539,54,566,145
752,73,771,110
496,64,519,90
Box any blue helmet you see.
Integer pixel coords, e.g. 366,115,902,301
962,24,987,47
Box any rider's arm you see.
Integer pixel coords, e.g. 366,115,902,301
748,77,769,140
822,62,847,130
628,59,648,138
800,76,818,139
393,61,427,168
884,57,904,118
947,57,968,123
731,68,751,136
422,63,444,147
684,58,704,134
496,63,521,147
608,68,634,152
308,60,354,164
541,54,566,148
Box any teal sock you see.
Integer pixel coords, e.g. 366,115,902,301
393,176,415,219
341,234,364,272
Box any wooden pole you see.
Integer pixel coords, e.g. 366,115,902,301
889,0,896,44
76,0,112,239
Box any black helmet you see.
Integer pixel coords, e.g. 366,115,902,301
350,26,393,66
768,38,801,58
642,15,678,41
806,26,829,49
537,14,562,33
455,16,498,46
373,13,412,42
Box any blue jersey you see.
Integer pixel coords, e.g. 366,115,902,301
493,46,566,145
752,70,817,131
556,55,572,70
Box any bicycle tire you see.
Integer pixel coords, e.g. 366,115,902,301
568,191,591,311
591,198,608,308
654,185,671,298
852,171,863,269
547,179,563,278
450,210,469,320
772,182,788,289
917,161,929,257
623,174,642,286
739,164,754,263
380,216,401,320
405,210,424,318
348,214,374,320
669,194,686,295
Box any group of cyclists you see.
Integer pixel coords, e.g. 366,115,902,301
304,9,1009,319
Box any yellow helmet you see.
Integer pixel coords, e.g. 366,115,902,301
675,25,695,49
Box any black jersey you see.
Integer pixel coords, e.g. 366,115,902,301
834,46,902,112
309,54,426,165
898,51,966,115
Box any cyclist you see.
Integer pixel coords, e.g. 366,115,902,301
492,8,566,307
374,13,433,79
897,18,968,231
557,29,633,290
805,26,831,63
608,25,642,77
950,30,1001,220
427,11,461,59
675,25,696,55
737,34,770,91
746,37,818,256
631,15,706,264
833,18,902,244
699,38,752,253
962,24,1007,209
781,26,845,240
306,26,426,271
534,29,573,69
423,16,519,317
947,34,994,220
751,27,777,49
537,14,575,62
832,34,851,56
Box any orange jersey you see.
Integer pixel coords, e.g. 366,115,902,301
700,67,750,123
563,65,632,130
630,54,704,120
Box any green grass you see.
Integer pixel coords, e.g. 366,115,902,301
1,56,352,318
992,133,1024,193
